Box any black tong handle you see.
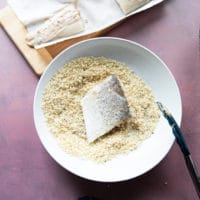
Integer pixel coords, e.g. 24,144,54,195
157,102,200,198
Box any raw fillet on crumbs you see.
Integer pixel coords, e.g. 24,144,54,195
81,75,132,143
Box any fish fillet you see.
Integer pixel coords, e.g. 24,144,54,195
25,3,84,46
81,75,132,143
115,0,149,14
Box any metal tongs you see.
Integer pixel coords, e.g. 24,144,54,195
157,102,200,198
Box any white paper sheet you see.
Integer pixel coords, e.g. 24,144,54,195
8,0,164,48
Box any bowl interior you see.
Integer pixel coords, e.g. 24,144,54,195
34,37,182,182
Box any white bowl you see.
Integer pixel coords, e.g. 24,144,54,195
34,37,182,182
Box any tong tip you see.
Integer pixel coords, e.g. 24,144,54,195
156,101,172,119
156,101,164,111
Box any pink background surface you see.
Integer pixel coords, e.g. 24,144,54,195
0,0,200,199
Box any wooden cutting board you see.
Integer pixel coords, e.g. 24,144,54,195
0,6,115,76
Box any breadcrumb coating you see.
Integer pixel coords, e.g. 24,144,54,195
42,57,160,163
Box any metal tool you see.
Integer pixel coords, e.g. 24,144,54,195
157,102,200,198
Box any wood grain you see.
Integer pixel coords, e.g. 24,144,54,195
0,6,53,75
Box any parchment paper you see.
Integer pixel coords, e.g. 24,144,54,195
8,0,164,49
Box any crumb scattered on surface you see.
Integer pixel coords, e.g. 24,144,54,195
42,57,160,163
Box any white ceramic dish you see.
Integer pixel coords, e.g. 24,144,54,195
34,37,182,182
